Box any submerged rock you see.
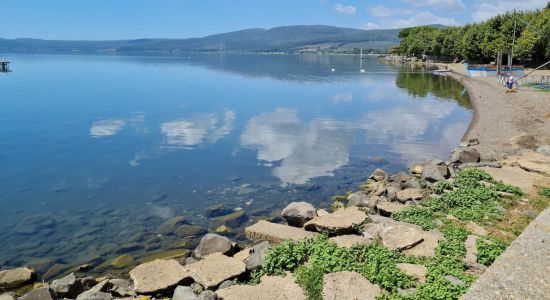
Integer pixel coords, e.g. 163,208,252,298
110,254,135,269
0,267,36,290
281,202,317,227
174,225,207,237
211,210,248,228
157,216,188,235
15,215,55,235
205,204,233,218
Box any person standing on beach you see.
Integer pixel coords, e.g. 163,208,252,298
507,75,514,89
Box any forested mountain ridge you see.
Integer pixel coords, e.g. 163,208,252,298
0,25,405,53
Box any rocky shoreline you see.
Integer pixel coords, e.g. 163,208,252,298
2,141,550,299
2,70,550,299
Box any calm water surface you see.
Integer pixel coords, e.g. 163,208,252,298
0,53,470,276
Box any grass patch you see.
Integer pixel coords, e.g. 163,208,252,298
393,206,437,230
540,188,550,198
476,237,508,266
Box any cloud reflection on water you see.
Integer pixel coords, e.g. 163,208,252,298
90,119,126,138
161,109,235,149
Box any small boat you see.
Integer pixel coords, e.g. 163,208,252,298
433,69,451,73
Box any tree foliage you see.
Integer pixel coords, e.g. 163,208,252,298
396,6,550,64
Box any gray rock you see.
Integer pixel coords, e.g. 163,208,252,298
191,282,204,294
396,189,423,203
390,171,411,184
402,178,422,189
304,207,369,235
385,185,401,202
449,148,481,164
20,286,55,300
444,275,465,286
157,216,188,235
185,253,246,290
194,234,237,258
369,168,388,182
173,286,198,300
0,293,16,300
535,145,550,155
347,192,378,209
218,279,236,290
323,271,381,300
421,164,449,182
90,279,134,298
198,290,217,300
281,202,316,227
75,291,113,300
0,267,36,290
174,225,208,238
243,241,270,271
51,273,84,298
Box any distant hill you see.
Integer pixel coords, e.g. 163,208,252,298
0,25,409,53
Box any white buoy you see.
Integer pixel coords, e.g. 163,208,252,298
331,68,336,72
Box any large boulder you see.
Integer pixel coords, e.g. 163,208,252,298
376,201,406,217
245,221,317,244
50,273,92,299
369,168,388,182
323,271,381,300
396,189,423,203
20,286,55,300
390,172,412,184
281,202,317,227
0,267,36,290
76,291,113,300
449,148,481,164
129,259,190,294
90,279,135,298
304,207,368,235
347,192,378,209
205,204,233,218
421,164,449,182
185,253,246,290
194,234,237,258
216,275,305,300
232,241,270,271
402,229,444,257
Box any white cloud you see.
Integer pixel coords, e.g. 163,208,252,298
472,0,547,21
90,119,126,138
334,3,357,14
403,0,466,12
391,11,459,28
362,22,382,30
369,4,413,17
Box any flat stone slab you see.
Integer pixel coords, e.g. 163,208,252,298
402,229,444,258
380,224,424,251
505,151,550,176
396,189,423,202
129,259,189,294
185,253,246,290
216,274,305,300
304,207,368,235
322,271,381,300
245,220,317,243
464,235,480,265
463,208,550,299
397,263,427,283
329,235,373,248
481,166,550,196
0,267,36,290
376,201,407,216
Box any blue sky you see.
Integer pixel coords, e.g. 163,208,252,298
1,0,547,40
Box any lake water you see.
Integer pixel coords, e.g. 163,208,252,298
0,53,471,277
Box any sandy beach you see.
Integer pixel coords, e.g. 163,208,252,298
441,64,550,160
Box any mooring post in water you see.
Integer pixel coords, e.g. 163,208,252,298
0,59,11,72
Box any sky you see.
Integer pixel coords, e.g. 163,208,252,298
1,0,548,40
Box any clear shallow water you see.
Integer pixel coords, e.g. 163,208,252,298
0,53,470,276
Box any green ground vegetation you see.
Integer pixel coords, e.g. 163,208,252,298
394,4,550,64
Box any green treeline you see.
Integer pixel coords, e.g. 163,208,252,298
395,3,550,64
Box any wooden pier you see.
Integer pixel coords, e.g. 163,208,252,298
1,60,11,72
